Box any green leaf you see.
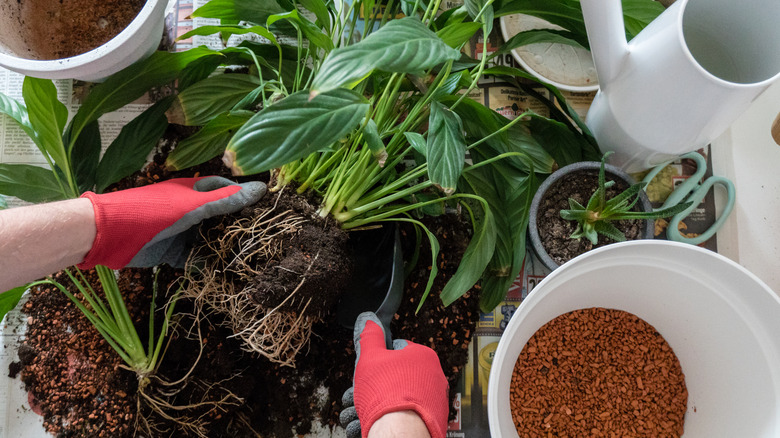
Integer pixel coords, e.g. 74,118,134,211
464,0,494,34
594,220,626,242
312,17,461,93
526,113,599,167
427,102,466,195
172,74,260,126
268,10,334,52
404,132,427,157
22,77,68,168
0,93,37,141
401,0,428,17
495,0,587,39
178,25,279,47
70,120,101,194
177,54,227,91
95,97,174,193
622,0,665,38
0,164,67,203
495,29,587,56
69,48,217,149
440,199,497,307
436,22,482,48
363,119,387,165
0,285,26,324
0,196,6,209
299,0,331,30
225,89,369,175
190,0,287,23
166,111,254,171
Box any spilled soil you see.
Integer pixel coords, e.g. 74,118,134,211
10,129,481,436
8,0,146,59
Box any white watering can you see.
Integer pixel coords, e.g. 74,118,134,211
580,0,780,172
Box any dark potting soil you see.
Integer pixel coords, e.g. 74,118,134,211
12,126,480,436
537,170,644,265
13,0,146,60
16,269,152,437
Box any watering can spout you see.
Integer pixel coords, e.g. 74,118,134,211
581,0,629,89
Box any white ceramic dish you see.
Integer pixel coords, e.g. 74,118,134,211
499,14,598,92
488,240,780,437
0,0,167,81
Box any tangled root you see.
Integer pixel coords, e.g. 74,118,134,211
135,307,244,438
181,192,320,367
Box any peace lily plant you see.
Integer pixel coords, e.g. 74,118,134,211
152,0,602,313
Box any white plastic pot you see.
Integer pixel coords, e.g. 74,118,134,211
0,0,167,81
488,240,780,437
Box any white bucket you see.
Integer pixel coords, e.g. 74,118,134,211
0,0,167,81
488,240,780,437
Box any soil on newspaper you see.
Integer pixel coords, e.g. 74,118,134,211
12,0,146,59
10,135,479,437
536,169,644,265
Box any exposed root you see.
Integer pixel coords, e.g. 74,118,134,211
134,307,244,438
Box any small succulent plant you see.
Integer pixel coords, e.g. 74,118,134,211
560,152,692,245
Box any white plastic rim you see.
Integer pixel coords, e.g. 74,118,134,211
499,14,599,92
488,240,780,437
0,0,167,81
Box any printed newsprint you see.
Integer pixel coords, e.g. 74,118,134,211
0,2,723,437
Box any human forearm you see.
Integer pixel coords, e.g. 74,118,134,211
367,411,433,438
0,198,95,291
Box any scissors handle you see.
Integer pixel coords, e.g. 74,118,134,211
667,176,736,246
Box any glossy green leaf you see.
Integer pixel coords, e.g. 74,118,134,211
526,113,596,167
441,95,554,173
494,29,587,55
623,0,665,38
0,93,37,141
436,22,482,48
312,17,461,93
404,132,426,157
427,102,466,195
0,164,67,203
363,119,387,165
95,97,174,193
440,198,497,307
0,196,6,209
225,89,369,175
0,285,26,324
401,0,428,17
22,77,68,168
172,74,260,126
465,0,494,33
178,25,279,47
268,10,334,52
299,0,331,30
166,111,253,171
190,0,287,23
70,120,101,194
496,0,587,44
69,48,216,149
177,54,228,91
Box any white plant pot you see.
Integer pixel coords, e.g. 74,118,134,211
488,240,780,437
0,0,167,81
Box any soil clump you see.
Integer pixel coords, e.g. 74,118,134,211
536,170,644,265
10,0,146,60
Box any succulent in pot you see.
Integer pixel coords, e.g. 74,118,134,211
528,152,692,271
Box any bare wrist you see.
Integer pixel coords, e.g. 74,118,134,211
367,410,432,438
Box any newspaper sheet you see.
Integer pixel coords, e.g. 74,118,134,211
0,2,723,437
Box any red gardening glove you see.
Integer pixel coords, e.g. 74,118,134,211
78,176,266,269
346,312,449,438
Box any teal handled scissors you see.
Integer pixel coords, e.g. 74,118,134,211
642,152,735,246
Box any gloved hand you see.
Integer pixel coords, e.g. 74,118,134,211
340,312,449,438
78,176,266,269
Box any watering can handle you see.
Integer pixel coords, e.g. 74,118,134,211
580,0,628,88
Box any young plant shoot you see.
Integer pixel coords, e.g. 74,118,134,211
560,152,693,245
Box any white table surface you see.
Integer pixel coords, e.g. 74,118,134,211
712,81,780,296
